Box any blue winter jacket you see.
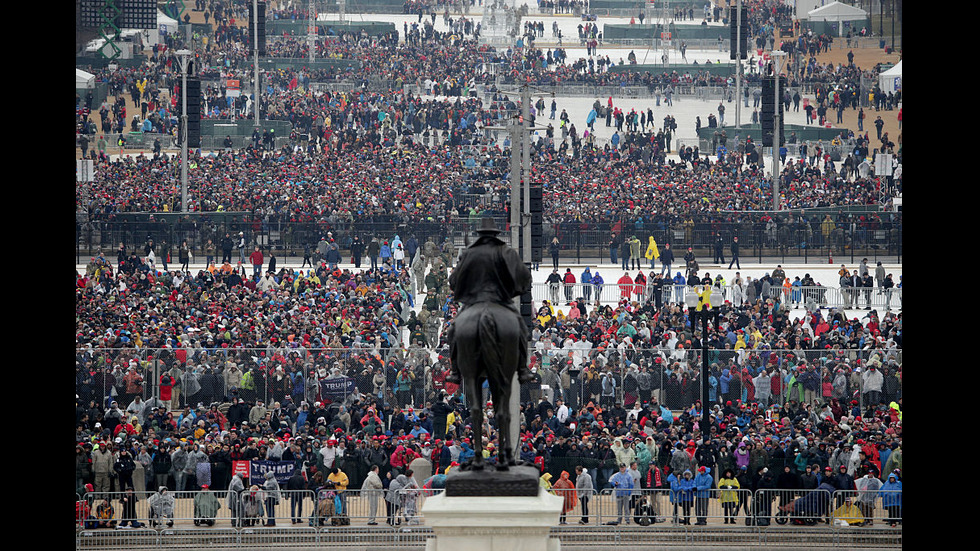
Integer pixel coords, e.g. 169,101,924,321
694,468,713,498
671,472,696,502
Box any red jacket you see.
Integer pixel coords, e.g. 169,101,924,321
617,275,633,297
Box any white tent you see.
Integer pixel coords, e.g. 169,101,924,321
76,68,95,89
150,10,179,45
879,61,902,92
806,1,867,35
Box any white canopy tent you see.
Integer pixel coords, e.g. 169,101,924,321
150,11,179,45
806,1,868,35
76,68,95,89
879,61,902,92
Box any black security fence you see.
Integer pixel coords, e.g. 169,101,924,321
76,212,901,265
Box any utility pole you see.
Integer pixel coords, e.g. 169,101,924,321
770,51,786,212
308,0,316,63
177,49,190,213
735,0,743,130
521,84,531,261
487,82,549,453
253,0,261,128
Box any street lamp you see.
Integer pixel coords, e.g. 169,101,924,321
686,284,723,436
769,50,787,212
176,49,191,213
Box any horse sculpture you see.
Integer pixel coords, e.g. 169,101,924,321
447,218,532,471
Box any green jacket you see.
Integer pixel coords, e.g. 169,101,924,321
241,371,255,391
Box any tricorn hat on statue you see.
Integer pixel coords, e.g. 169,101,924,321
475,217,503,235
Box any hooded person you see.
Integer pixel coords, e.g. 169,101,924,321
671,441,696,474
880,471,902,526
671,469,697,525
262,471,282,526
227,473,245,527
148,486,175,527
612,437,636,469
832,496,864,526
400,471,421,524
539,472,554,493
693,466,713,525
386,473,406,526
847,444,863,477
645,236,660,269
241,485,264,526
833,463,856,508
575,465,594,524
553,470,577,524
194,484,222,526
855,471,883,525
718,468,741,524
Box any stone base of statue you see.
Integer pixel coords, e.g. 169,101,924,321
423,468,563,551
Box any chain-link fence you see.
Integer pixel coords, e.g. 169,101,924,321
75,216,498,263
78,344,901,426
75,347,406,413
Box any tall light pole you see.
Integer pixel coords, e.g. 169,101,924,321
177,48,191,213
308,0,316,63
253,0,261,129
735,0,743,130
487,83,549,453
521,84,532,260
770,50,786,212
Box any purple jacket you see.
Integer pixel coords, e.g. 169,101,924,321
735,443,751,469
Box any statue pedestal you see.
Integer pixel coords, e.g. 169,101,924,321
422,488,563,551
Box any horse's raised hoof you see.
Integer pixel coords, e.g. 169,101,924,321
518,370,534,384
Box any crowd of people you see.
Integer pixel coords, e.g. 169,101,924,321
75,0,902,531
76,228,902,528
75,82,898,222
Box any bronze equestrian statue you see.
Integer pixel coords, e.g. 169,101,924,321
446,217,533,470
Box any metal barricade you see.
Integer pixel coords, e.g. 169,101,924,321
829,489,902,528
237,488,318,527
602,488,754,526
528,281,903,311
748,487,903,527
75,527,160,547
81,489,236,528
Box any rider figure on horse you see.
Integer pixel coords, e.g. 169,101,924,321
445,217,534,387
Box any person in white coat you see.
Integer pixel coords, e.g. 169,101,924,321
575,465,594,524
361,465,384,525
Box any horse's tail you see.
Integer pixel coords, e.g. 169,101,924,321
478,304,501,378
